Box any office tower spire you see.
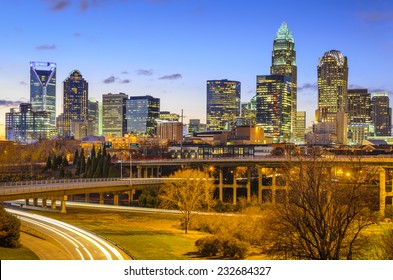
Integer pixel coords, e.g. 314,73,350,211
270,22,297,140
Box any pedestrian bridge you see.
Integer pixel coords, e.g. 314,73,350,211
0,178,164,213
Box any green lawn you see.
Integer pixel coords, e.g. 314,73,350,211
0,246,39,260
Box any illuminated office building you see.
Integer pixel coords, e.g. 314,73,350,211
6,103,51,143
256,75,292,143
125,95,160,136
372,92,391,136
159,111,180,121
317,50,348,123
102,93,128,137
270,22,297,140
30,62,56,129
88,99,99,136
206,80,240,131
347,89,372,144
241,96,257,126
63,70,88,139
294,111,306,144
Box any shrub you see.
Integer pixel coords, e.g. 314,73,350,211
195,234,249,259
0,206,21,248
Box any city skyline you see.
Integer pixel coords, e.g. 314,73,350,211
1,0,393,133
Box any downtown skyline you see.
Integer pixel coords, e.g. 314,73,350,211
1,0,393,134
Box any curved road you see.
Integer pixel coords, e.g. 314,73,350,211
6,208,129,260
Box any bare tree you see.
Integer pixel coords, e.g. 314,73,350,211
264,155,379,260
159,169,216,233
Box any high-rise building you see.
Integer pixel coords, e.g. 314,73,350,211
372,92,391,136
63,70,88,139
270,22,297,140
256,75,292,143
206,80,240,131
30,62,56,128
241,96,257,126
6,103,51,143
102,93,128,137
311,50,348,145
294,111,306,144
317,50,348,123
157,120,183,142
347,89,372,144
125,95,160,136
159,111,180,121
88,99,99,136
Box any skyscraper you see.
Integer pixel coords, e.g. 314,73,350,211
347,89,372,144
125,95,160,136
30,62,56,128
372,92,391,136
102,93,128,137
270,22,297,140
256,75,292,143
88,99,99,136
63,70,88,139
317,50,348,123
312,50,348,145
206,80,240,131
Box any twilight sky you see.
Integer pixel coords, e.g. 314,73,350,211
1,0,393,134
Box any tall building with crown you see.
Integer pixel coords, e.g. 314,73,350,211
310,50,348,145
270,22,297,141
63,70,88,139
30,62,56,130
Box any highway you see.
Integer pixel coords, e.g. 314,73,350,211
6,208,129,260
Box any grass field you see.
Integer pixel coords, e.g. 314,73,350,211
0,245,39,260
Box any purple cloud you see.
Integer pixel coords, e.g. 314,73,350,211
158,73,182,80
0,100,22,108
298,82,318,91
121,71,129,75
43,0,71,11
36,44,57,50
358,12,393,22
120,79,131,84
137,69,154,76
20,81,28,86
103,76,117,84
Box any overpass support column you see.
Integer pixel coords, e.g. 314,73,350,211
33,198,38,207
380,167,386,215
85,193,89,203
137,166,142,178
246,167,251,202
42,198,47,208
114,194,119,206
51,198,57,210
25,199,29,206
233,168,237,205
257,165,262,204
272,168,277,204
144,168,148,178
219,168,223,202
99,193,104,204
60,196,67,214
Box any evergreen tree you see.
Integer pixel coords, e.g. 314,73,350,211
103,146,107,158
62,156,68,167
45,156,52,170
80,154,86,175
59,166,65,178
91,145,96,159
56,155,63,166
73,149,79,165
103,157,109,178
93,157,103,178
52,155,58,171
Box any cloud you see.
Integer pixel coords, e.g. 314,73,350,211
20,81,28,86
43,0,71,11
136,69,154,76
0,100,22,108
74,32,81,37
158,73,182,80
358,12,393,22
120,79,131,84
36,44,57,50
80,0,89,11
298,82,318,91
103,76,117,84
121,71,129,75
369,87,393,95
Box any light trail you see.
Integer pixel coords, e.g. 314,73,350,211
6,208,125,260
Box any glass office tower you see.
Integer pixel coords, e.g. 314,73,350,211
372,92,391,136
63,70,88,138
126,95,160,136
30,62,56,128
102,93,128,137
256,75,292,143
206,80,241,131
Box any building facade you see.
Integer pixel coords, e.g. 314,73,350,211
63,70,88,139
30,62,56,129
270,22,297,141
88,99,99,136
102,93,128,137
125,95,160,136
256,75,292,143
294,111,306,144
157,120,183,142
372,92,391,136
347,89,372,144
206,80,240,131
6,103,51,143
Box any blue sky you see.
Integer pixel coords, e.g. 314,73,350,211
1,0,393,132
